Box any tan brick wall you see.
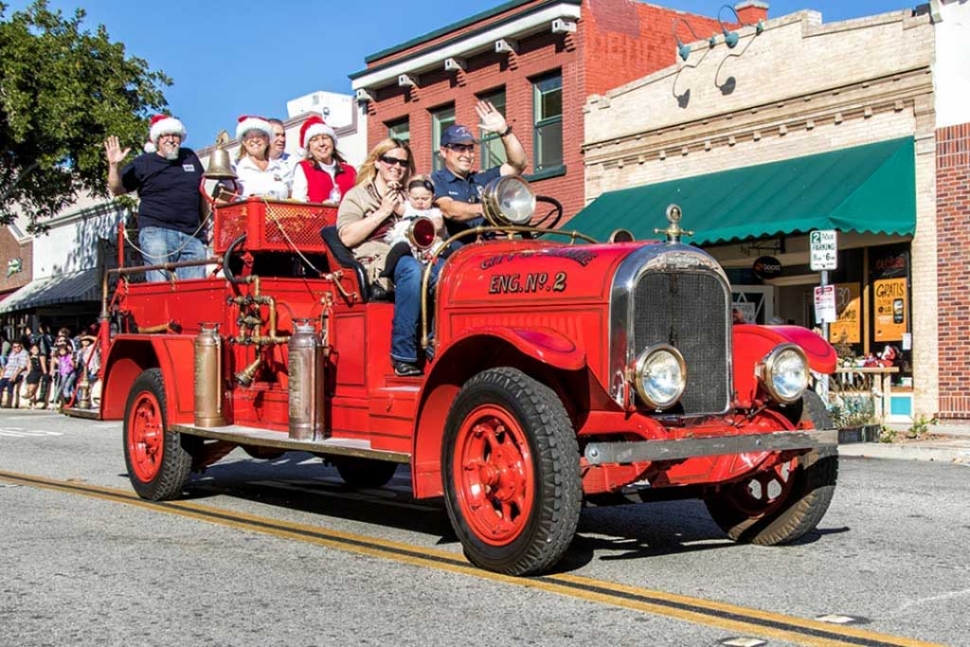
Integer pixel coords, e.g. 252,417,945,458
585,10,933,145
583,8,943,416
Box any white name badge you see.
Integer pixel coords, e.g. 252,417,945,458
183,164,195,172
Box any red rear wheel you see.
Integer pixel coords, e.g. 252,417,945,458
127,390,164,483
123,368,193,501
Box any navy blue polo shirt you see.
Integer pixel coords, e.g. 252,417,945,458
432,166,503,238
121,148,204,236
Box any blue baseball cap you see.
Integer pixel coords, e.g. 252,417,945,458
441,125,478,147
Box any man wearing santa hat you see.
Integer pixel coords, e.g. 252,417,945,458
104,115,208,282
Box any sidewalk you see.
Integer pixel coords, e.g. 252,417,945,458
838,422,970,464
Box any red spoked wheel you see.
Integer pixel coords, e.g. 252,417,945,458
127,390,164,483
453,404,536,546
123,368,193,501
705,392,839,545
442,368,581,576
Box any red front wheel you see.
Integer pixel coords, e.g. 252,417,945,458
442,368,581,575
123,368,193,501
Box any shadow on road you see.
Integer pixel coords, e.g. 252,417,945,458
120,451,851,573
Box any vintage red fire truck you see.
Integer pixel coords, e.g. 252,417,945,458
82,173,844,576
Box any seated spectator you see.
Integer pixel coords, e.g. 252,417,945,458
231,116,291,199
338,138,440,377
291,115,356,204
78,335,101,384
0,340,29,407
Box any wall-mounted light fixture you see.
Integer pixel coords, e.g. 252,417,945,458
718,5,764,47
671,17,708,62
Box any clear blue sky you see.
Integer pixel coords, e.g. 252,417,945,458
6,0,911,147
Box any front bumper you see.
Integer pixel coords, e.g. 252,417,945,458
583,429,844,466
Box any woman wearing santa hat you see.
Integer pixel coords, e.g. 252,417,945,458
290,115,356,204
231,115,291,199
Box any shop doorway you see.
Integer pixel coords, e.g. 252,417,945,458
731,286,774,324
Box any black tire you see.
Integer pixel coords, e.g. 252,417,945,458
441,367,581,575
123,368,193,501
704,392,838,545
332,456,399,488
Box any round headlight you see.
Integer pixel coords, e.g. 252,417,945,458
483,176,536,226
633,344,687,410
760,344,809,404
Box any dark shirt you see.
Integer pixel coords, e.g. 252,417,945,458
432,166,503,238
121,148,204,236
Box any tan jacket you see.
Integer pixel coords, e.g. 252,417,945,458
336,183,400,287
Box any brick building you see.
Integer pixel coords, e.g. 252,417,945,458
350,0,744,220
572,2,970,421
0,224,33,340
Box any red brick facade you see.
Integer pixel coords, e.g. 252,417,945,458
361,0,740,223
935,122,970,420
0,227,32,296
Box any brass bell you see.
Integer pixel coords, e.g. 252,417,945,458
205,147,237,180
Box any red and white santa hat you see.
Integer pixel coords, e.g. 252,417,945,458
299,115,337,149
235,115,274,141
144,114,186,153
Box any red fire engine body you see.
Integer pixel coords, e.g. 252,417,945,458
87,181,844,576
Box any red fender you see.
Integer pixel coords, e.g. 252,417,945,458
438,326,587,372
732,324,837,409
101,335,196,424
411,327,587,499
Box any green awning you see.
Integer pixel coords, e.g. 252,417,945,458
571,137,916,245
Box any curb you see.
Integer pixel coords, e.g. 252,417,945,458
839,442,970,463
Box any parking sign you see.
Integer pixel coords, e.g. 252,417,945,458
810,230,838,271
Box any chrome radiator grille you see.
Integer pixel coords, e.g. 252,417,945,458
633,272,730,415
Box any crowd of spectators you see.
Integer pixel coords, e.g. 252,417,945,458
0,324,101,410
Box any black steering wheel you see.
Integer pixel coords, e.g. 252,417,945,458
529,195,564,236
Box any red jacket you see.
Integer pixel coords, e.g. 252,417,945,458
298,160,357,203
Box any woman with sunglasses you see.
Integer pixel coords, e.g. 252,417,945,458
337,138,437,377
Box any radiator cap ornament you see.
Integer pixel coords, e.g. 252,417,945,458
654,203,693,244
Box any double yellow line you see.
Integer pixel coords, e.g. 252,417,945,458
0,470,940,647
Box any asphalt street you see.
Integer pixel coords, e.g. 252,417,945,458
1,410,968,647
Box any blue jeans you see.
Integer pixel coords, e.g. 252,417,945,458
390,257,441,364
139,226,208,282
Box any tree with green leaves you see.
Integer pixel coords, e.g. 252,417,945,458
0,0,170,230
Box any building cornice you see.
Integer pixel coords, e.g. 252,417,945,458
583,68,934,169
350,0,581,91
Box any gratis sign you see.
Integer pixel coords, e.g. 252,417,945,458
810,230,838,271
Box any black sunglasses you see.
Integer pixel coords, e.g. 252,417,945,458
380,155,409,168
446,143,475,153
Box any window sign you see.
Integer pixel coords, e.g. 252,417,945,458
874,278,907,341
829,283,861,344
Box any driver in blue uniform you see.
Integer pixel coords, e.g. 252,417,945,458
431,100,528,239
